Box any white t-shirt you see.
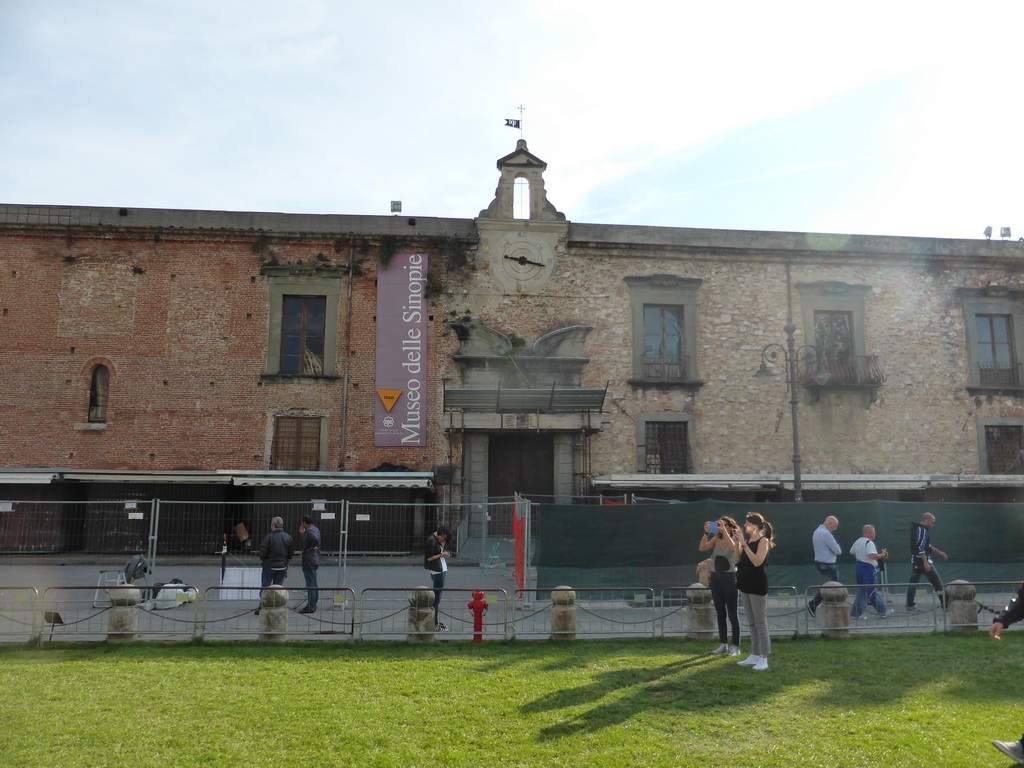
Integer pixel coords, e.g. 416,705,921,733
850,536,879,565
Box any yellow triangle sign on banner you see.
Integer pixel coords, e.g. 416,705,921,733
377,389,403,412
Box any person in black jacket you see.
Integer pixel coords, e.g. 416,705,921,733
257,516,294,590
990,582,1024,764
424,526,452,631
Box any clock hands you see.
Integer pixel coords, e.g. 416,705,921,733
504,254,545,268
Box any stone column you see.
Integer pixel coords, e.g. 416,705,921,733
407,587,435,643
685,583,715,641
258,586,289,642
945,580,977,633
819,582,850,638
107,586,142,642
551,586,576,640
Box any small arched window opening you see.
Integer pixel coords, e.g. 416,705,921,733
513,176,530,220
88,365,109,423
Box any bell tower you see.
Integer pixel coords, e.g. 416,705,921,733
476,140,568,293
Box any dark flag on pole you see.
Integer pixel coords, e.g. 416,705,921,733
505,119,520,128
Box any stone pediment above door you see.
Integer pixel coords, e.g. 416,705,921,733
450,322,592,388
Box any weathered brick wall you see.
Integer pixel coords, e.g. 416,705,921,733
5,213,1024,483
0,228,448,473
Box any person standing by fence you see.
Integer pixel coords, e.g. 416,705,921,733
733,512,774,672
299,515,321,614
425,526,452,631
255,516,293,615
699,517,742,656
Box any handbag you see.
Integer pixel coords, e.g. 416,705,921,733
696,558,712,587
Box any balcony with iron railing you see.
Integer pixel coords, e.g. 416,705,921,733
641,355,691,383
976,362,1024,390
799,354,887,402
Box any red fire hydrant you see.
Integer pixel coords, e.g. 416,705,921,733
467,590,489,643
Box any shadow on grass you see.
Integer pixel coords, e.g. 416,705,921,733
521,634,1024,741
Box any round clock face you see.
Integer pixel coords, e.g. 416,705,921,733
492,232,555,291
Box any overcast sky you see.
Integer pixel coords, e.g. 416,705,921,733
2,2,1023,240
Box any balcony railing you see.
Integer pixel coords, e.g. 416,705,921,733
977,362,1024,389
800,354,887,387
642,355,690,382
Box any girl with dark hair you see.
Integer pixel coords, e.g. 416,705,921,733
732,512,775,672
698,516,742,656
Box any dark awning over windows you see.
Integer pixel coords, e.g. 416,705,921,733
443,385,606,413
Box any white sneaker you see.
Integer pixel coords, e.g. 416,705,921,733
712,643,729,654
728,646,742,656
753,657,769,672
993,740,1024,765
737,654,759,666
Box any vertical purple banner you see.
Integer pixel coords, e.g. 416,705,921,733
375,253,428,447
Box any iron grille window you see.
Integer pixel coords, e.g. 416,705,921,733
642,305,684,379
281,295,326,375
976,314,1018,387
645,421,689,473
271,416,321,471
985,425,1024,474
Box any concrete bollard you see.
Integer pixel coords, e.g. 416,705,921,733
945,580,977,633
258,586,289,642
551,586,577,640
107,586,142,641
819,582,850,638
685,582,715,641
407,587,435,643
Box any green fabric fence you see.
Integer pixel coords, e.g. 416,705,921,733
536,500,1024,595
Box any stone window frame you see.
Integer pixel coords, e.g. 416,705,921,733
624,275,702,388
264,273,342,378
796,282,870,364
960,287,1024,393
976,417,1024,474
270,413,330,471
635,413,695,474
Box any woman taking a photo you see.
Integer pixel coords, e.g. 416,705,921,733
732,512,775,672
698,516,742,656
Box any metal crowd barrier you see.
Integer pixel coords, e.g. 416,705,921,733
510,587,658,639
657,585,800,639
804,581,942,634
198,587,356,640
0,587,39,643
357,588,511,641
1,581,1015,645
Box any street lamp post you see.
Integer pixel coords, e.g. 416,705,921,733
757,325,827,505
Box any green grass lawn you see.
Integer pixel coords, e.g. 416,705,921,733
0,634,1021,768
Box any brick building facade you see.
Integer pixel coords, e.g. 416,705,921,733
2,141,1023,536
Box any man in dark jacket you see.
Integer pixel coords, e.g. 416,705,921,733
257,516,293,590
299,514,321,614
990,581,1024,764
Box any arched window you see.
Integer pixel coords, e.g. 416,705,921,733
513,176,530,220
88,365,109,423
